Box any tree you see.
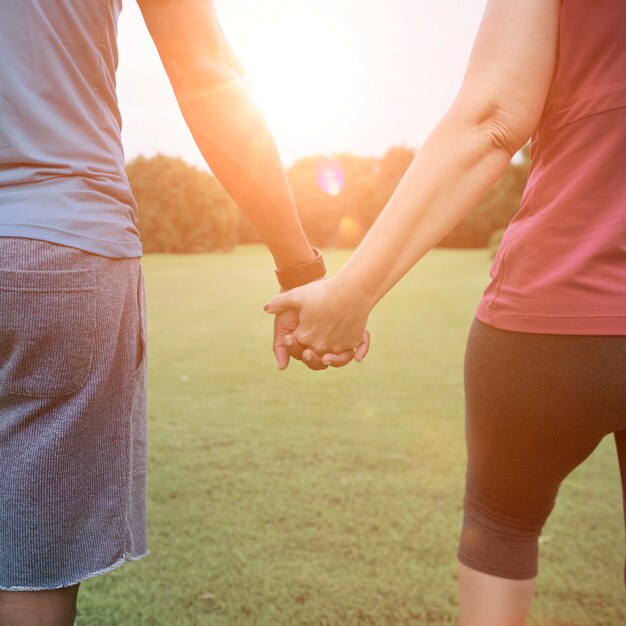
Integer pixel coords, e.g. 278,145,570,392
128,144,530,253
126,155,238,253
285,151,409,248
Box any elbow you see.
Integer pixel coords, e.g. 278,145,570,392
473,101,533,158
168,56,239,94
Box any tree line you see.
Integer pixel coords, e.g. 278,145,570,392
127,146,529,253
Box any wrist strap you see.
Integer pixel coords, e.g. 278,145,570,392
275,248,326,289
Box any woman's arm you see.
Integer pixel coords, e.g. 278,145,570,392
267,0,561,358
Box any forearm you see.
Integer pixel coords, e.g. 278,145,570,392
173,62,314,268
334,111,513,309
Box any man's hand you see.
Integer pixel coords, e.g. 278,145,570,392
273,307,325,371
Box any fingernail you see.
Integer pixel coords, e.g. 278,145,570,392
285,336,292,346
303,352,312,362
263,304,270,312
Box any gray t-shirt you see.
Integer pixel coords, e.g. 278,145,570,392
0,0,142,258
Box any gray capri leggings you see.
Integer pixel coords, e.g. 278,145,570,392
459,317,626,581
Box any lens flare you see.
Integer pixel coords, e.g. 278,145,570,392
336,215,365,247
315,158,345,196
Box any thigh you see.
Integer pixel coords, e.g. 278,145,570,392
460,318,626,578
464,318,626,503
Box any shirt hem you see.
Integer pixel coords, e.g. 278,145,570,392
476,301,626,336
0,225,142,259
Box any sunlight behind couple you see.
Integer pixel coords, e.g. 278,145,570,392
235,6,359,155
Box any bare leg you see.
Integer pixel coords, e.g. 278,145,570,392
458,561,535,626
0,584,79,626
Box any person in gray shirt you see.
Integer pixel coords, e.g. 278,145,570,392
0,1,366,624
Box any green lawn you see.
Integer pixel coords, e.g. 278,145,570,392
77,246,625,626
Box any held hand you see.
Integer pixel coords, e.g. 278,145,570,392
273,307,361,371
265,278,371,361
273,307,327,371
302,330,370,367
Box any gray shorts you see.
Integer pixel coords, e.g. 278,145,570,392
0,237,148,590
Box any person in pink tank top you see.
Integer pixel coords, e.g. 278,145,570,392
477,2,626,334
267,1,626,624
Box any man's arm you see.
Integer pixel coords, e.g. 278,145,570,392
135,0,367,370
135,0,314,269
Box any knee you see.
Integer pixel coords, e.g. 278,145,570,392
0,584,79,626
458,483,555,580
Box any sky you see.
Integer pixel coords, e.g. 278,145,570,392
116,0,488,170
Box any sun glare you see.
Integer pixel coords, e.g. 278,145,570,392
235,8,359,150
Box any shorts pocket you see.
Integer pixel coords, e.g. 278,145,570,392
0,268,97,398
130,263,147,381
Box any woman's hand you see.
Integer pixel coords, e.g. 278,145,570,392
265,278,371,365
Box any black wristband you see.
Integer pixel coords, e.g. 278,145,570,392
274,248,326,289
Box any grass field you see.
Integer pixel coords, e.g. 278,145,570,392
77,246,625,626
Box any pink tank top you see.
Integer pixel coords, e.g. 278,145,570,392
476,0,626,335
